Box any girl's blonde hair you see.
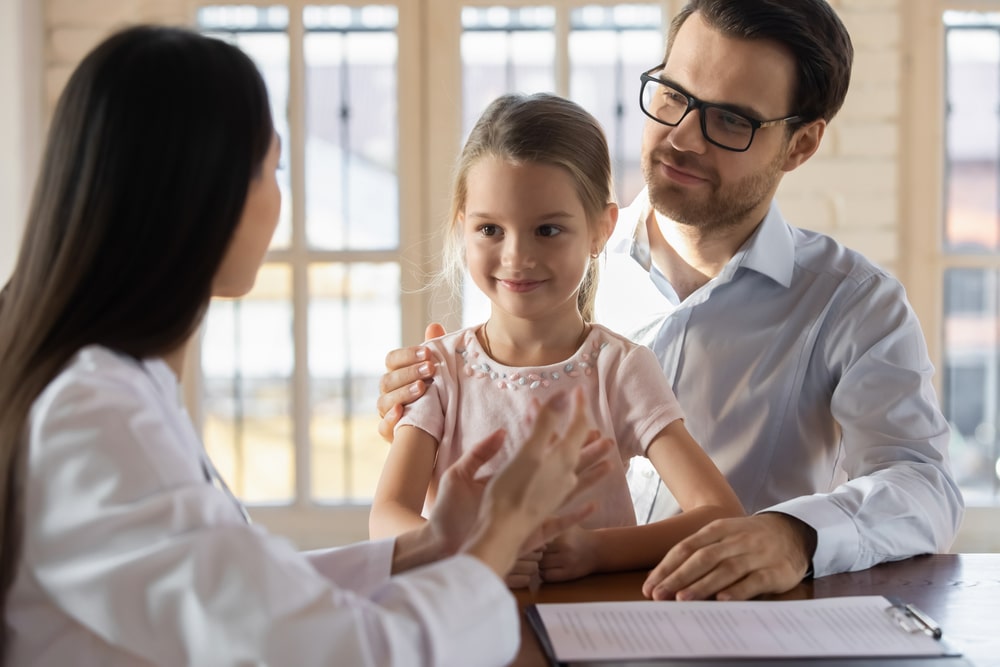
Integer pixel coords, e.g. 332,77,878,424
442,93,614,322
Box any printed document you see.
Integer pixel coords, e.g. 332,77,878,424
530,595,947,661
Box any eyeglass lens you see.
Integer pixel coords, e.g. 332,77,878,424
642,79,754,150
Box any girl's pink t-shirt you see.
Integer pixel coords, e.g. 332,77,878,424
396,323,684,527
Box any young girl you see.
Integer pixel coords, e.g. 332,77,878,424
370,93,744,585
0,26,609,666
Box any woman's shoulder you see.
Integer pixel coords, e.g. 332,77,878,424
33,345,168,415
28,345,203,500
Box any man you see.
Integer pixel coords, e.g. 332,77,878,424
378,0,964,600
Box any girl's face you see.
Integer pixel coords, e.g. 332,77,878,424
461,156,610,324
213,132,282,298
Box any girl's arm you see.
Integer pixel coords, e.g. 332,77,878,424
369,425,440,539
541,419,744,578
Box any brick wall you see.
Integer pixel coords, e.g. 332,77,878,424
39,0,907,278
778,0,902,275
43,0,189,111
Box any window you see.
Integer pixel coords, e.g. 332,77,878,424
189,1,666,545
907,4,1000,525
451,2,664,324
940,11,1000,504
193,3,414,545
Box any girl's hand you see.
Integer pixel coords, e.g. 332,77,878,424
539,527,599,583
505,550,542,589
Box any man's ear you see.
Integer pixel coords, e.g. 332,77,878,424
781,119,826,172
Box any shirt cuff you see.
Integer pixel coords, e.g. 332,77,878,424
303,538,395,597
381,553,519,666
760,496,859,578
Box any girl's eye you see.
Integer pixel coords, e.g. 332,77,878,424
537,225,562,238
478,224,500,237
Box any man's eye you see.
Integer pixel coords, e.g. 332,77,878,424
717,111,752,131
663,89,687,107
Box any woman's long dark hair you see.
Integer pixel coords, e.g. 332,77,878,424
0,25,273,656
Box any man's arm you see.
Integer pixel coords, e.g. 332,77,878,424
641,274,962,600
768,275,962,576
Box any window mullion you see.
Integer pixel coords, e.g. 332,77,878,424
288,5,312,507
554,3,570,96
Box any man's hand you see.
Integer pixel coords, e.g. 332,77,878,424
642,513,817,601
377,323,446,441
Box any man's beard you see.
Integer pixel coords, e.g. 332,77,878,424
643,146,785,233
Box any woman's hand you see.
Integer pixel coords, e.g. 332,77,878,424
425,429,506,556
396,388,611,577
460,388,613,578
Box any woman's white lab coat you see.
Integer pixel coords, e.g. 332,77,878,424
5,346,517,666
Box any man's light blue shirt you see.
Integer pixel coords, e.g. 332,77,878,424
597,189,963,578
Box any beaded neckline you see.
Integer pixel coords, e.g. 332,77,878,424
457,326,608,391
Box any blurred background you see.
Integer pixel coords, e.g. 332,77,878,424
1,0,997,550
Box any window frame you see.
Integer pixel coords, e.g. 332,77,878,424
904,0,1000,549
183,0,428,546
182,0,672,546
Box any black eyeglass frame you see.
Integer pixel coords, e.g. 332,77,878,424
639,66,804,152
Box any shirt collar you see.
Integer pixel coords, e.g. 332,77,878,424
739,200,795,288
141,355,183,406
615,187,795,289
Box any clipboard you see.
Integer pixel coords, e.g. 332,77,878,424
525,596,972,667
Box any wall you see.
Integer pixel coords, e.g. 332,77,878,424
43,0,188,110
32,0,997,551
778,0,902,278
36,0,905,277
0,0,42,282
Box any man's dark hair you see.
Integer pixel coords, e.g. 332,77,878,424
667,0,854,123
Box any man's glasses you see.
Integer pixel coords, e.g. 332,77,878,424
639,67,803,152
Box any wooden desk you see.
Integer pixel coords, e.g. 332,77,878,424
512,554,1000,667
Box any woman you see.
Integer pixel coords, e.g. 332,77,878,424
0,25,608,666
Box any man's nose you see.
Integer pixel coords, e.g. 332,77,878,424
667,108,709,154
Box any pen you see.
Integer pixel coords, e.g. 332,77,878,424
903,603,943,639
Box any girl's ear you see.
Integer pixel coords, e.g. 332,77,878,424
593,202,618,255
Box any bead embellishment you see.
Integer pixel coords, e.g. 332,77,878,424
458,331,607,391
